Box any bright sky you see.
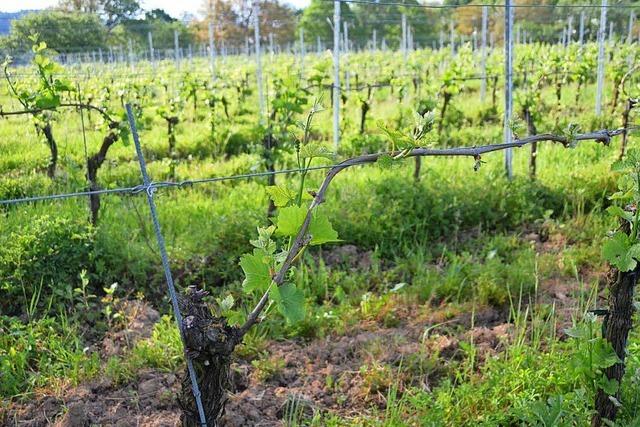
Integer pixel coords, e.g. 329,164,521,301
1,0,311,18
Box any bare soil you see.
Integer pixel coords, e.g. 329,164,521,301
5,235,604,427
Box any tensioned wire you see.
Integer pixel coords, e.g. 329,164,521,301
0,164,339,206
325,0,640,9
1,125,639,208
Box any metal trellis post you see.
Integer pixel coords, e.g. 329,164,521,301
148,32,155,70
174,30,180,69
480,5,488,103
209,22,216,79
504,0,514,179
333,0,341,151
402,10,408,66
125,104,208,427
596,0,607,116
254,1,265,124
579,11,585,45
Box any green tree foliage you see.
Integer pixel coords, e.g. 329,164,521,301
0,11,107,54
59,0,142,29
114,15,194,49
299,0,355,46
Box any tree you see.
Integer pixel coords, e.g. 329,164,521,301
195,0,296,47
113,13,194,49
299,0,354,47
58,0,141,29
103,0,141,28
0,11,107,54
349,1,438,49
145,8,176,22
58,0,100,13
258,0,297,45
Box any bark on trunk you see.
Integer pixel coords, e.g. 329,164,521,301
618,99,635,160
523,106,538,179
178,287,241,427
87,125,120,225
491,77,498,110
167,116,179,156
360,99,370,135
413,157,421,182
40,122,58,179
592,217,638,426
610,83,621,115
264,115,277,217
438,93,451,135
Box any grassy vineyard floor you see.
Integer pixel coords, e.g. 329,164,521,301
1,42,640,425
4,212,636,426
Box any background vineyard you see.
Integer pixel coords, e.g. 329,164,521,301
1,1,640,425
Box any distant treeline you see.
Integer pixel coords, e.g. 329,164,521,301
1,0,639,57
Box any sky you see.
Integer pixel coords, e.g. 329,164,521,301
1,0,311,18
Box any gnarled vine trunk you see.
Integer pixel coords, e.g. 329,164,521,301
360,86,373,136
87,124,120,225
178,287,241,427
523,106,538,179
592,217,639,426
38,122,57,178
264,109,278,218
438,92,452,135
166,116,179,156
360,99,370,135
491,76,498,110
618,99,635,160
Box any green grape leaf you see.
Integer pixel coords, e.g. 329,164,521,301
602,232,640,272
606,206,634,223
564,323,589,340
271,282,305,323
53,78,74,92
34,93,60,109
266,185,297,207
309,210,340,245
275,205,307,237
593,339,621,370
300,143,333,160
249,226,276,254
118,122,131,145
239,251,272,293
217,294,235,312
608,190,634,201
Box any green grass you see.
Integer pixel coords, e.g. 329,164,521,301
0,40,639,425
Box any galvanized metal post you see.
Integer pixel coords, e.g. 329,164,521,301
253,2,265,123
480,5,488,103
148,32,154,65
333,0,341,151
579,11,585,45
402,11,407,65
504,0,514,179
174,30,180,69
450,19,455,55
596,0,607,116
300,27,305,71
208,21,216,78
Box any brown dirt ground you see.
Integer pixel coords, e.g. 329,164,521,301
4,235,607,427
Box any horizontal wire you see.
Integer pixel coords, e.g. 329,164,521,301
2,126,638,207
0,164,334,206
330,0,640,9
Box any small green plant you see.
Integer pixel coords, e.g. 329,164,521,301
3,37,73,178
565,314,620,396
251,355,285,382
590,148,640,425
